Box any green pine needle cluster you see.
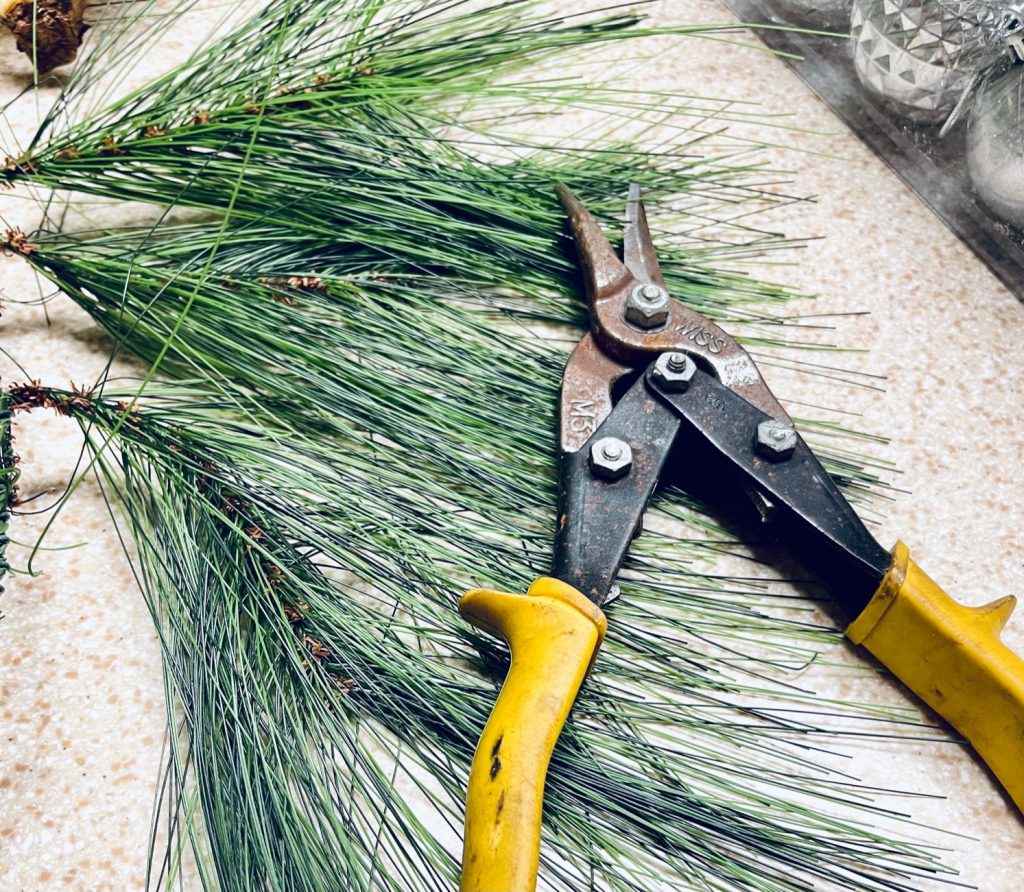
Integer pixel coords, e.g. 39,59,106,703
8,372,951,891
1,1,958,890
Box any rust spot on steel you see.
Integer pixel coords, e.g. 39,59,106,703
589,296,788,423
556,184,790,426
559,334,632,454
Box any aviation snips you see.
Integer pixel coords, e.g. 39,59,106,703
457,186,1024,892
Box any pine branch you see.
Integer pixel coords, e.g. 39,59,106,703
8,381,956,891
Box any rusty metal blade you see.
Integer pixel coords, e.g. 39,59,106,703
555,184,632,303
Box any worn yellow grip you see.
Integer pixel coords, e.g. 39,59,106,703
847,541,1024,810
458,577,606,892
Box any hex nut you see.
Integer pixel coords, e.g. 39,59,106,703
624,283,670,329
589,436,633,480
651,352,696,392
755,420,798,461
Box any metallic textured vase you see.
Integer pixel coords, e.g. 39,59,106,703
773,0,851,26
850,0,1002,118
967,64,1024,227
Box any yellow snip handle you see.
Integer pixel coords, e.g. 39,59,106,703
459,577,606,892
847,541,1024,810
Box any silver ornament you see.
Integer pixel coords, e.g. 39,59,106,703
967,64,1024,227
850,1,1007,118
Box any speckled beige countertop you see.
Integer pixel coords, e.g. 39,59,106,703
1,2,1023,890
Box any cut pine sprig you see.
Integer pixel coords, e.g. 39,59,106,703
17,220,882,490
6,0,810,315
12,114,804,317
18,0,757,141
9,380,956,891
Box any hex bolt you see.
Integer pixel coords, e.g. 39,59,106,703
754,420,798,462
601,440,622,460
624,282,670,329
667,353,688,372
651,351,696,392
590,436,633,480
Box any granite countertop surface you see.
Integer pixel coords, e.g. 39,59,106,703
1,1,1022,889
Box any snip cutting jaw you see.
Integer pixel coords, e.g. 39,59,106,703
555,183,789,421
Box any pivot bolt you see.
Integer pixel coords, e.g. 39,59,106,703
755,420,798,462
590,436,633,480
651,352,696,392
624,283,670,329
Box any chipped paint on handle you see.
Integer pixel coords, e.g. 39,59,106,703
459,578,606,892
848,541,1024,811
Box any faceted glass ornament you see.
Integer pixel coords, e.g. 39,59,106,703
773,0,852,27
850,0,1011,117
967,64,1024,227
